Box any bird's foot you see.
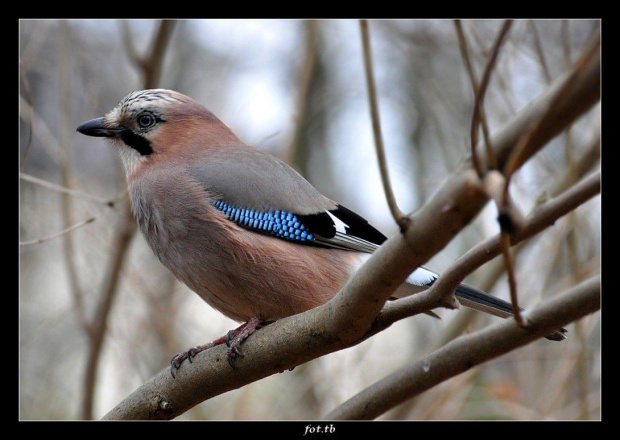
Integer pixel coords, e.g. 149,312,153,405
169,334,227,378
169,316,267,378
225,315,264,368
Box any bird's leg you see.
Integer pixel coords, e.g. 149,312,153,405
170,334,227,378
225,315,265,367
169,316,267,378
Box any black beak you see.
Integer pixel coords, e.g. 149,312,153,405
76,117,124,138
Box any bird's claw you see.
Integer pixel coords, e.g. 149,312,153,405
169,344,215,378
225,330,234,347
169,316,265,376
170,352,188,379
187,348,198,363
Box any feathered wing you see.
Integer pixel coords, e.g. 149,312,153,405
188,145,336,215
187,144,566,340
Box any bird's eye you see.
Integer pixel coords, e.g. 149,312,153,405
137,113,156,129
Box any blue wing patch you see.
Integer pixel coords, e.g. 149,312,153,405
212,200,315,243
213,200,387,253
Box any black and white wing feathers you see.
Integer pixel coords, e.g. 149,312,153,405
296,204,386,253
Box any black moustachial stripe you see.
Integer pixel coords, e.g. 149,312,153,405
120,130,153,156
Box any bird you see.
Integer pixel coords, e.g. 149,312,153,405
77,89,566,376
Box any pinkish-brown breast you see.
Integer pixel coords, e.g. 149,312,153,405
129,162,361,323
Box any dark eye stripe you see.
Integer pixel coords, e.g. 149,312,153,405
120,130,153,156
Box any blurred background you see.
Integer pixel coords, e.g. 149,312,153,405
19,19,600,420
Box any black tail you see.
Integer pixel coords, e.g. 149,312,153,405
455,283,567,342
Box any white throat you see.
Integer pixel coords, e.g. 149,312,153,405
117,145,146,178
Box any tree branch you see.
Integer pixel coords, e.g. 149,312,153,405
360,19,407,229
101,42,599,420
19,217,96,246
470,20,512,172
284,20,320,167
20,173,117,207
326,275,600,420
372,170,599,332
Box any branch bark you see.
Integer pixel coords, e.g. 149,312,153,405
372,170,599,332
326,275,600,420
102,40,599,420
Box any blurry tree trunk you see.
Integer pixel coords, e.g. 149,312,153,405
80,19,177,420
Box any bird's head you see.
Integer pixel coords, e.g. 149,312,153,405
77,89,238,175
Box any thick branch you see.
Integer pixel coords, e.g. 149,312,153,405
326,275,600,420
373,171,599,331
102,42,599,420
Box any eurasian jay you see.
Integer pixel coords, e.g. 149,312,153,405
77,89,566,375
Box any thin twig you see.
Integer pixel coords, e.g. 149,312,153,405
561,20,572,68
20,173,117,207
359,19,407,229
496,32,600,326
470,20,513,172
285,20,320,167
503,32,600,183
529,20,552,83
454,20,483,176
58,21,93,337
454,21,478,91
500,231,525,325
19,61,35,171
20,218,96,246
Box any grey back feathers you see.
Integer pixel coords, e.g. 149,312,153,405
188,146,336,216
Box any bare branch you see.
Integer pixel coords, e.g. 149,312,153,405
19,61,35,171
374,171,600,331
58,21,93,337
19,218,96,246
81,205,136,419
529,20,552,84
20,173,117,207
454,20,484,176
502,32,600,182
143,20,177,89
550,133,600,197
471,20,512,172
326,275,600,420
284,20,320,166
500,230,525,325
120,21,147,70
101,49,599,419
360,20,407,229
